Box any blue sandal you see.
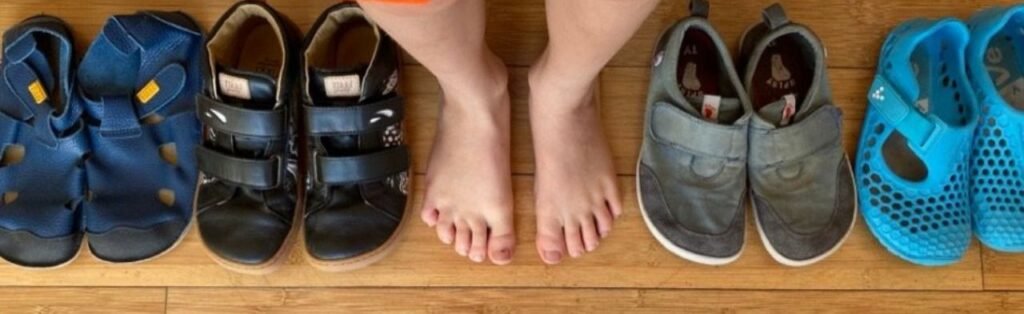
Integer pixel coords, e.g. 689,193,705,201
856,18,976,266
966,5,1024,252
0,15,86,268
77,11,203,263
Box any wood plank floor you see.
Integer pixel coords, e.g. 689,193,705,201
3,0,1024,312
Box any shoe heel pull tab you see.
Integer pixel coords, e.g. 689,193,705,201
689,0,709,18
762,3,790,30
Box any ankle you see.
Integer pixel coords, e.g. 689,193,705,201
436,52,509,112
528,52,598,111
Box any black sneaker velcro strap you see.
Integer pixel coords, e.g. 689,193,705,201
304,95,404,136
197,94,285,138
196,146,281,189
314,145,408,185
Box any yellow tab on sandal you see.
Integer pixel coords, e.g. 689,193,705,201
137,79,160,104
27,80,47,105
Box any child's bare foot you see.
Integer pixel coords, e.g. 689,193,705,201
421,57,516,265
528,57,623,265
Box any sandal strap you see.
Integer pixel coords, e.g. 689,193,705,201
314,145,408,185
196,145,281,189
303,95,404,135
196,94,285,138
868,76,946,152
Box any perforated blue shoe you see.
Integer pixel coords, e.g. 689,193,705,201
77,11,203,263
856,18,977,266
0,15,86,268
966,5,1024,253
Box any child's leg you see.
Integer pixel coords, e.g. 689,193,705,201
361,0,515,265
529,0,659,264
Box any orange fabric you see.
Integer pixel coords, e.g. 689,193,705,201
359,0,431,4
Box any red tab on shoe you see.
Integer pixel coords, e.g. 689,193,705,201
780,93,796,126
701,94,721,121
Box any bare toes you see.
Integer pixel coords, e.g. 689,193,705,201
454,220,471,256
594,206,613,238
421,207,440,226
563,221,585,258
580,216,600,252
535,217,566,264
468,221,488,263
605,183,623,218
487,221,516,265
435,214,455,245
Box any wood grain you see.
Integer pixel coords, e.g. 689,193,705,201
982,248,1024,290
0,0,1013,307
167,288,1024,313
0,287,165,314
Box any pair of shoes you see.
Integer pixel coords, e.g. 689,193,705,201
857,4,1024,266
0,12,203,268
195,1,409,274
637,0,856,267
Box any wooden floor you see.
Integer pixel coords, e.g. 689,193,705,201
3,0,1024,312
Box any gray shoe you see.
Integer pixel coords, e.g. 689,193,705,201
637,0,753,266
739,4,857,266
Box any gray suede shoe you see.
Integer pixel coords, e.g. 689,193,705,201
637,0,753,266
739,4,857,266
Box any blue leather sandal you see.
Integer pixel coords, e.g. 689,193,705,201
0,15,86,268
77,11,203,263
856,18,976,266
966,5,1024,252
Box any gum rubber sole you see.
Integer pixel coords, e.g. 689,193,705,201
635,160,745,266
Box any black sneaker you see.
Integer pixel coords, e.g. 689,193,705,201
300,2,409,271
194,0,301,274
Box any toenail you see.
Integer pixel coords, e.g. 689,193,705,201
471,253,485,262
599,229,610,238
494,249,511,260
570,249,582,258
544,250,562,263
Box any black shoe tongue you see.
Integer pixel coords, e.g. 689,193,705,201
307,65,371,156
683,94,743,124
757,94,798,127
309,64,369,106
209,65,278,157
214,65,277,109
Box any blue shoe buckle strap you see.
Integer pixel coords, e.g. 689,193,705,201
98,95,142,138
3,62,58,146
868,76,943,153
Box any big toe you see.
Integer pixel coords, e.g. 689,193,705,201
535,219,566,265
487,223,516,265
